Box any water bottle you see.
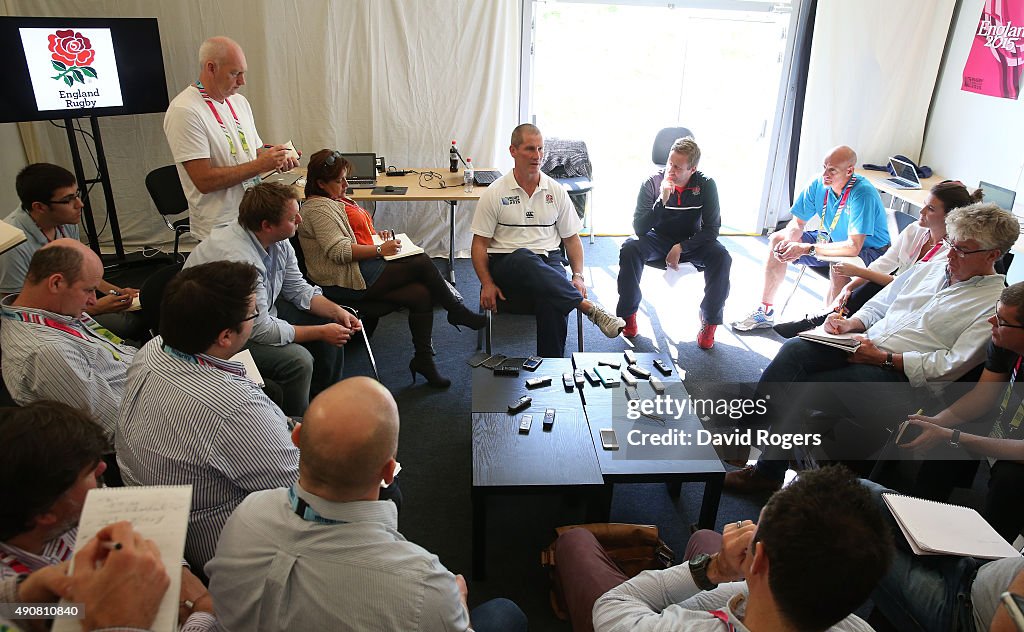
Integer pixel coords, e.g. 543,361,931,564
464,158,474,192
450,140,459,173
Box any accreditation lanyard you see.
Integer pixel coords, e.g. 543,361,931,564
289,486,349,525
819,176,857,240
3,309,125,361
995,356,1024,436
194,81,251,159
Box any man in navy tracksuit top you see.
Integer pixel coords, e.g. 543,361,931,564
616,136,731,349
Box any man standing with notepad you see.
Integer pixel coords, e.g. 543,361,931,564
726,203,1018,494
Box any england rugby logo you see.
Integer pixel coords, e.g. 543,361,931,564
48,30,98,86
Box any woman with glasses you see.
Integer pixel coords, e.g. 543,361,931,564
774,180,983,338
298,149,486,388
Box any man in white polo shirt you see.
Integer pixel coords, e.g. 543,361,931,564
163,35,298,240
470,123,624,357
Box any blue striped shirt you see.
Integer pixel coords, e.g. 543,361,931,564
116,337,299,571
0,298,135,439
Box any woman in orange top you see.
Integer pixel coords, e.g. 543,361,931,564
298,150,485,387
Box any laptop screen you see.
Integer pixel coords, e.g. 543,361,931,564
889,158,919,184
980,181,1017,212
341,153,376,181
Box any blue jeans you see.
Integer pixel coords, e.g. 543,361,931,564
862,479,979,632
489,248,584,358
469,598,528,632
752,338,916,481
616,230,732,324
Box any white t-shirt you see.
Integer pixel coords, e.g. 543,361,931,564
471,171,582,253
163,85,263,240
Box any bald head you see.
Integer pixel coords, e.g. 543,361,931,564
821,145,857,192
298,377,399,500
825,145,857,170
27,239,99,286
16,239,103,317
198,36,242,67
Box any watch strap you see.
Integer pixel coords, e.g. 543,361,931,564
950,429,961,447
688,553,719,591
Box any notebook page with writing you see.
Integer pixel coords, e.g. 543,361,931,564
883,492,1021,559
52,485,192,632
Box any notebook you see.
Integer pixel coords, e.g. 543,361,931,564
885,157,922,190
230,348,266,387
882,492,1021,559
53,485,193,632
0,219,26,255
341,152,378,189
797,327,862,352
371,232,425,260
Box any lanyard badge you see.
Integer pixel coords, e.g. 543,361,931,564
819,176,856,244
194,81,251,159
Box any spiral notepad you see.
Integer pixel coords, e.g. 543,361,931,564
882,492,1021,559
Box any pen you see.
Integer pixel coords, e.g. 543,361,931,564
101,541,123,551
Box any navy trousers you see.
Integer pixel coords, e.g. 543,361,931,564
489,248,584,358
616,231,732,325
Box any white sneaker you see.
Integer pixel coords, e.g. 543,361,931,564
587,303,626,338
731,306,775,332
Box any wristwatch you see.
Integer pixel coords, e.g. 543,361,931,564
572,272,585,281
808,244,816,257
881,352,895,370
375,244,383,258
688,553,719,591
949,429,961,448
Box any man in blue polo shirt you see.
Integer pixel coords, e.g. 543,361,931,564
732,145,889,331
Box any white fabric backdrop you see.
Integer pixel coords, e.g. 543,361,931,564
794,0,956,192
3,0,521,256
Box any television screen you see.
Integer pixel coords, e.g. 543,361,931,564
0,16,168,123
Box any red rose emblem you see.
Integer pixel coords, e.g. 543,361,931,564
49,29,95,67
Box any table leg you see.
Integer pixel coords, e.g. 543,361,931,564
585,483,614,523
666,478,682,498
472,485,486,579
697,473,724,530
448,200,457,283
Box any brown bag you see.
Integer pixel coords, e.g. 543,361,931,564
540,523,675,620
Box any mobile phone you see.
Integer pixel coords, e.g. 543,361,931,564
628,365,651,379
624,384,639,401
1001,592,1024,631
508,395,532,413
598,359,621,369
481,354,507,370
584,368,601,385
600,428,619,450
620,369,638,386
543,408,555,430
894,420,923,445
562,373,575,390
574,369,586,388
467,351,491,367
523,356,543,371
594,366,620,387
649,376,666,394
496,358,523,377
525,376,552,389
654,359,673,375
518,414,533,434
624,349,637,365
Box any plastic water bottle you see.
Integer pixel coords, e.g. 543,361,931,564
464,158,474,192
450,141,459,173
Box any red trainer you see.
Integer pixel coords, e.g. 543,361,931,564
622,313,638,338
697,322,717,349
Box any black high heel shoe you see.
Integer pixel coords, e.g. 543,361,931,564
409,353,451,388
447,304,487,331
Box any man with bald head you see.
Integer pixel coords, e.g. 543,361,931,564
163,35,299,240
0,239,136,438
207,377,527,632
732,145,889,332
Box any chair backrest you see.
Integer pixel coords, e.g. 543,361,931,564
139,262,184,336
894,210,917,233
652,127,694,166
145,165,189,218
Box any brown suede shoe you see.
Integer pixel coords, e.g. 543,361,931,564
723,465,783,494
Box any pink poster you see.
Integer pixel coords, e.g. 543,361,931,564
962,0,1024,99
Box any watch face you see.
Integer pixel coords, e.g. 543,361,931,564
690,552,711,566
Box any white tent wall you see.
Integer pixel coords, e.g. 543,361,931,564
793,0,956,194
0,0,521,257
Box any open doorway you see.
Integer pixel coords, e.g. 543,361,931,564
527,0,793,235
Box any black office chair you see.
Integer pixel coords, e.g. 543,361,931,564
145,165,191,262
139,262,184,338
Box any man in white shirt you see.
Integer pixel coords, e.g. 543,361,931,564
471,124,624,357
163,35,298,240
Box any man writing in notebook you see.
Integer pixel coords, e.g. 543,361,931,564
207,377,527,631
732,145,889,332
164,35,299,240
726,203,1018,494
471,123,624,357
0,239,137,438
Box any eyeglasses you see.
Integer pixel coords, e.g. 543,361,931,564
47,190,82,205
243,307,260,322
944,238,996,258
995,304,1024,329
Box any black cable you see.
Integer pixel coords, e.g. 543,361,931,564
47,119,109,238
418,170,447,189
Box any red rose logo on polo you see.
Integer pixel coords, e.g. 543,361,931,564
48,29,98,86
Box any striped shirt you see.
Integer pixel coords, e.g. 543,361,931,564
116,337,299,571
0,528,76,580
0,298,135,439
